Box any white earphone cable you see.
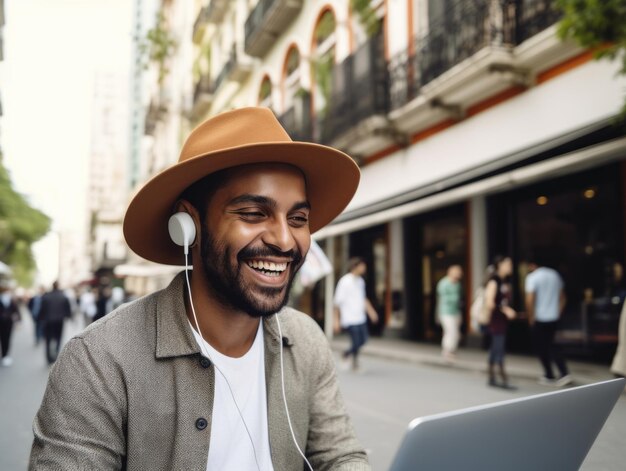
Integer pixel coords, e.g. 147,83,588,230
184,251,261,471
275,315,314,471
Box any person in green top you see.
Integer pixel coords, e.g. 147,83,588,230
437,264,463,360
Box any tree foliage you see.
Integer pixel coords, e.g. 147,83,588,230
0,155,51,286
140,12,177,85
557,0,626,113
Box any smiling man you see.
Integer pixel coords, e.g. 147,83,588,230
30,108,369,470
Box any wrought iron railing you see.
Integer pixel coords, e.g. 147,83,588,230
513,0,563,44
278,92,313,142
244,0,276,50
319,34,389,144
388,0,561,111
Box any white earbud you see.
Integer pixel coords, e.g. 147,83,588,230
168,212,196,255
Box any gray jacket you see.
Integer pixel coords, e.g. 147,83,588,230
30,273,369,470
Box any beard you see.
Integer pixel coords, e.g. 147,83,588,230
199,224,304,318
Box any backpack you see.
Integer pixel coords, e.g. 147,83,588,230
470,287,490,331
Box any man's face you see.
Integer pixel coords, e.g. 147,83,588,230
199,164,311,317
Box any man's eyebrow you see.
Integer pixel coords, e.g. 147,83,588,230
226,194,311,212
227,194,274,208
291,201,311,212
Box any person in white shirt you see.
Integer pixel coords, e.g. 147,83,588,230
525,256,571,387
334,257,379,371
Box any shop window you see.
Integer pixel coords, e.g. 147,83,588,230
491,163,624,353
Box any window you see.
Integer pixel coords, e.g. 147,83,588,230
258,75,273,109
283,46,301,111
312,9,337,116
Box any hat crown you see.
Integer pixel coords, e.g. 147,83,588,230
180,107,291,163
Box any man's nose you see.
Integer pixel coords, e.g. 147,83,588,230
262,217,297,253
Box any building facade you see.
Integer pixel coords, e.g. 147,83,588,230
140,0,626,356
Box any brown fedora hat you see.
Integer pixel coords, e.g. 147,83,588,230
123,107,360,265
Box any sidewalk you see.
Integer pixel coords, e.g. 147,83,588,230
331,335,617,386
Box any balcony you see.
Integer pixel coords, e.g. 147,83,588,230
189,75,215,120
319,35,393,157
514,0,563,45
278,91,312,142
388,0,570,135
214,47,254,93
214,53,235,93
192,6,209,44
244,0,303,58
206,0,229,24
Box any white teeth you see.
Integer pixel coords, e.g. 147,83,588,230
247,260,287,272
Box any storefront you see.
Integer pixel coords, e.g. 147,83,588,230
488,161,626,356
300,122,626,360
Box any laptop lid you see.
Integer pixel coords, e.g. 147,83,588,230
389,378,624,471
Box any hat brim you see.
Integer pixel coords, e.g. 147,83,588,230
123,141,360,265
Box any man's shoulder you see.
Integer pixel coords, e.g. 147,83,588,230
274,308,326,344
276,306,321,328
537,267,561,281
75,291,161,350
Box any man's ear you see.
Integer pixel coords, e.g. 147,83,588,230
172,199,200,249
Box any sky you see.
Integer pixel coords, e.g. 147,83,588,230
1,0,132,284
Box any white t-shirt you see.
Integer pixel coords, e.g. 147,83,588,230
189,321,274,471
334,273,367,327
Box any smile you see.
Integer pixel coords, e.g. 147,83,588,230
246,260,288,277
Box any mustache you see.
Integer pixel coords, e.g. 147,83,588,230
238,245,303,266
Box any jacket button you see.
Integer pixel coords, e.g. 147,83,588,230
199,357,211,368
195,418,208,430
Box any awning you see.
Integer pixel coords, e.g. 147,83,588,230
314,136,626,239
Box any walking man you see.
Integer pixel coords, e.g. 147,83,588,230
437,264,463,360
525,256,571,387
0,277,20,367
30,107,370,470
334,257,379,372
39,281,72,365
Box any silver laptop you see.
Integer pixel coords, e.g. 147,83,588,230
389,378,625,471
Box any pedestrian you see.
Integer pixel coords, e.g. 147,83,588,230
437,264,463,361
525,255,572,387
485,256,517,389
0,277,20,367
39,281,72,365
334,257,379,372
93,285,112,322
78,286,97,326
470,264,496,350
30,107,369,470
28,287,45,345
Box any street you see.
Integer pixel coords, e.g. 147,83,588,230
338,355,626,470
2,313,625,470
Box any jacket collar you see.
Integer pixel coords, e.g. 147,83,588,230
155,273,201,358
155,272,294,359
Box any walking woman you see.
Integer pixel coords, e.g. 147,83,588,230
485,256,517,389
